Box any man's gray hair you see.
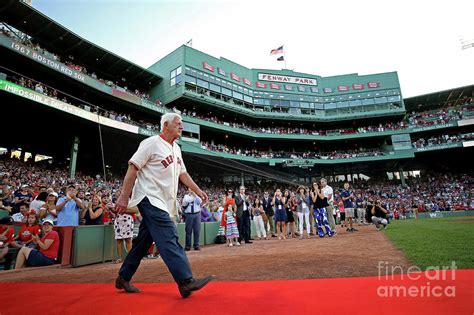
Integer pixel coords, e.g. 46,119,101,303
320,178,327,183
160,113,182,132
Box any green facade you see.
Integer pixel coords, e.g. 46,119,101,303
148,45,404,121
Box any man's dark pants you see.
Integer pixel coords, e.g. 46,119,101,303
119,197,192,283
184,212,201,248
237,211,251,242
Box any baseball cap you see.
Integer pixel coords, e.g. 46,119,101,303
42,219,54,226
49,192,58,197
21,184,29,188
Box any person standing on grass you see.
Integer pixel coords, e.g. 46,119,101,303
114,113,214,298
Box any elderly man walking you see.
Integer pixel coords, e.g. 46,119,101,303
115,113,214,298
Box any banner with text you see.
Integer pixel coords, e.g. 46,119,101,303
0,80,139,134
258,73,317,86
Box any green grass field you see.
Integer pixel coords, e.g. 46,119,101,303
384,217,474,269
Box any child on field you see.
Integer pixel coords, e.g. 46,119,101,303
222,204,240,247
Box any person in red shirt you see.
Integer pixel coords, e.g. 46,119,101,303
15,219,60,268
11,210,41,249
0,220,15,260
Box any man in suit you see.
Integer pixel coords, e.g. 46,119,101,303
262,191,276,237
234,186,252,244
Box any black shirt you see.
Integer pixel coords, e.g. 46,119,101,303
373,205,387,218
314,195,329,209
84,207,103,225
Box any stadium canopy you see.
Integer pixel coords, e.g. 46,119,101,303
0,0,161,89
404,84,473,112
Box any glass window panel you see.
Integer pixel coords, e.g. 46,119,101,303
337,102,349,108
222,87,232,96
349,100,362,107
197,79,209,88
233,91,243,100
210,83,221,92
375,97,388,104
185,75,196,84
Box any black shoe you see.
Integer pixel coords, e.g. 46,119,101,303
178,275,215,298
115,276,141,293
249,238,254,240
352,228,358,232
245,240,253,244
271,235,277,237
194,246,201,251
346,228,351,232
185,247,191,251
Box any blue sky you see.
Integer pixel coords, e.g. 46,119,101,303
33,0,473,97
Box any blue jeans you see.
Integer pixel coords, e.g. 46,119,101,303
119,197,193,283
184,212,201,248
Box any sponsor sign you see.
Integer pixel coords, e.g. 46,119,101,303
270,83,281,90
337,85,350,92
0,80,139,134
323,87,333,93
218,68,226,76
255,82,267,88
202,62,214,72
243,78,252,86
352,83,365,90
230,72,240,82
368,82,381,88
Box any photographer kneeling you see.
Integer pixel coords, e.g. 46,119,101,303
15,219,59,269
371,200,388,231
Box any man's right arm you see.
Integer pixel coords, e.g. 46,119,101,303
115,163,138,214
55,198,69,212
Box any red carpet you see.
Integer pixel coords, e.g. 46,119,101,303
1,269,472,314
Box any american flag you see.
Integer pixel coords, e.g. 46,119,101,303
270,45,284,55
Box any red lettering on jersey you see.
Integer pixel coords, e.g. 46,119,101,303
161,155,174,168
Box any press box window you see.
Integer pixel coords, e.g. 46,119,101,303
170,66,183,86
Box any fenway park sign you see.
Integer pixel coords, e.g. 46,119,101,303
258,73,317,86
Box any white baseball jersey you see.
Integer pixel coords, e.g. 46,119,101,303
128,135,186,216
322,185,334,203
